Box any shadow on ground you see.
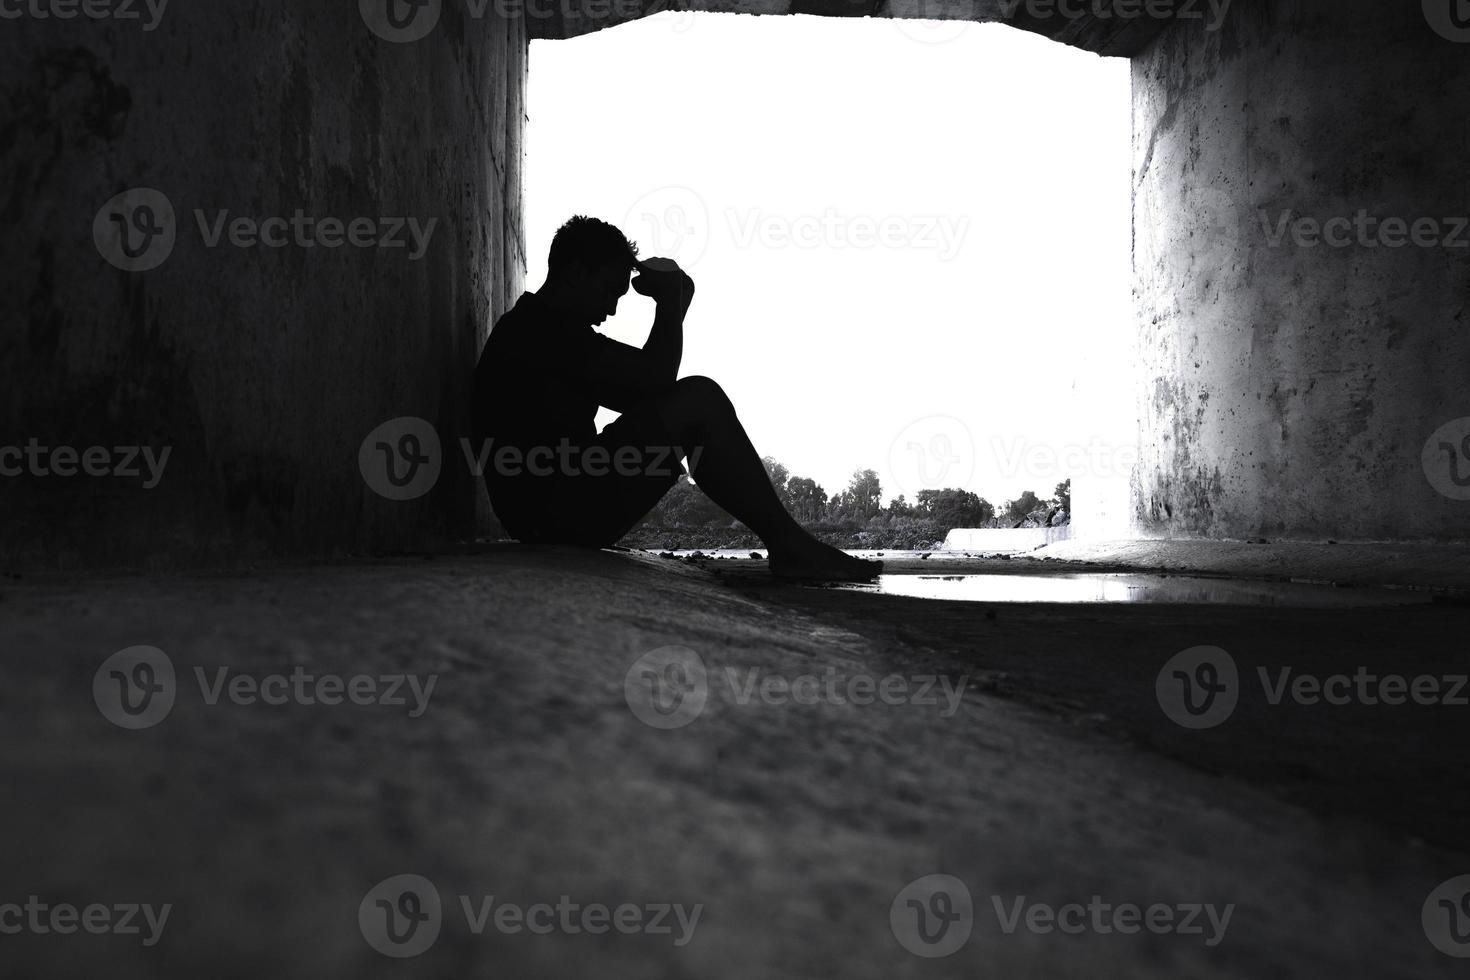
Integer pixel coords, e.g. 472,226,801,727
0,544,1463,978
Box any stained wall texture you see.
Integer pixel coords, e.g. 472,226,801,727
1132,0,1470,540
1,4,526,567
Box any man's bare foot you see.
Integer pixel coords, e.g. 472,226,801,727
768,536,882,582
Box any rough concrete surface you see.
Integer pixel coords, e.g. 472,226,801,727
2,546,1465,977
1,4,526,566
1034,537,1470,591
1131,0,1470,540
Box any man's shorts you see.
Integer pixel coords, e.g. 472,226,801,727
487,403,687,548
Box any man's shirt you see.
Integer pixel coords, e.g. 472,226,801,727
473,290,629,454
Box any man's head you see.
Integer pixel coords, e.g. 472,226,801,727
544,216,640,326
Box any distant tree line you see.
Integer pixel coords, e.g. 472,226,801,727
624,458,1070,550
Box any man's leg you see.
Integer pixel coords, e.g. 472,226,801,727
645,376,880,579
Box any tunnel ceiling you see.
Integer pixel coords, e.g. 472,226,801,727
530,0,1169,55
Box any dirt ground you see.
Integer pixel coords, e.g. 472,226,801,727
1,545,1465,978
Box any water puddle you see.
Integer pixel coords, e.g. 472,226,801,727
824,573,1434,607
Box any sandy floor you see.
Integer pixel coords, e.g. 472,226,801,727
1,545,1465,977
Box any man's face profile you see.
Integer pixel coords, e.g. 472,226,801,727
566,261,630,326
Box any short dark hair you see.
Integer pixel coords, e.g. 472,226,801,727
547,216,639,277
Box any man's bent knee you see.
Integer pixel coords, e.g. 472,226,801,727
673,375,733,412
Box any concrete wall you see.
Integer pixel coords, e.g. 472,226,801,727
1132,0,1470,541
1,3,525,568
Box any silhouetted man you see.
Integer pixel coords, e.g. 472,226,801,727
473,216,880,581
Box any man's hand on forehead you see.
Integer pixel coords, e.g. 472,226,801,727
631,256,695,308
635,256,682,274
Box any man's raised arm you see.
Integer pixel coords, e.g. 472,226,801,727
631,257,694,384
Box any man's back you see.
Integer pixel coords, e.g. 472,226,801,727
473,291,600,453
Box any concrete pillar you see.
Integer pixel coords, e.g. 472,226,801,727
1,3,526,567
1132,0,1470,541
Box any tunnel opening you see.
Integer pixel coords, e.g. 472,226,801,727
523,13,1134,551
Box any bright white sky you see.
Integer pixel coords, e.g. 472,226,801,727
526,13,1132,510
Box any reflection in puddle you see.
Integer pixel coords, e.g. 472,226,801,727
825,573,1433,607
